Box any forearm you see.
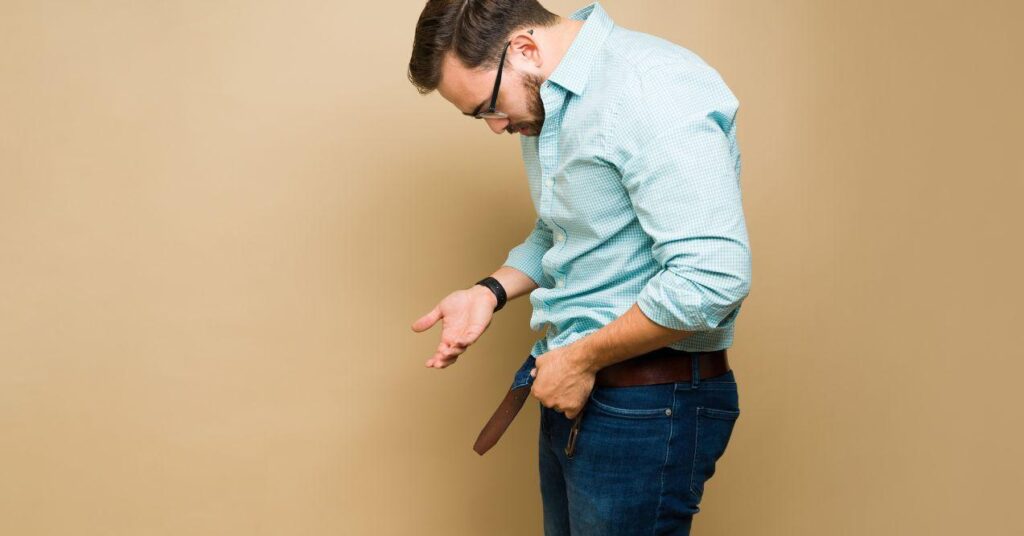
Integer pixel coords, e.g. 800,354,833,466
467,265,540,306
574,303,694,374
493,265,539,300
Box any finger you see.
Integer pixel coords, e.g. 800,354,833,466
426,350,454,368
437,357,458,368
529,367,537,378
441,343,465,363
411,306,442,332
439,340,463,357
450,339,473,355
429,342,450,364
444,338,468,352
452,326,483,347
432,342,463,367
431,352,460,368
426,343,451,367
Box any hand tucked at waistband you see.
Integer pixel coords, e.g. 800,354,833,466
528,339,597,420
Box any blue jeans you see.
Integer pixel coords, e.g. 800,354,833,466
537,365,740,535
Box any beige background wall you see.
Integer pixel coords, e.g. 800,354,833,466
1,0,1021,534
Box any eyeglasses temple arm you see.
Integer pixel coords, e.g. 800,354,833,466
486,41,511,113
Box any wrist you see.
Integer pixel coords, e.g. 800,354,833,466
573,335,604,375
473,276,507,312
469,284,498,308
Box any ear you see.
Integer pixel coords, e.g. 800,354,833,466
508,29,542,70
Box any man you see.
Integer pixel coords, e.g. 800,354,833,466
408,1,751,534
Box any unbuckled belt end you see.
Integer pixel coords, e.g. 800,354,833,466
473,385,531,456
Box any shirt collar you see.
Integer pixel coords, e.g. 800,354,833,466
545,2,615,97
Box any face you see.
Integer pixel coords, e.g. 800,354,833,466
437,42,546,137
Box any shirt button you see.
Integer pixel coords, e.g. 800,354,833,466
547,178,555,188
665,408,673,416
555,279,564,288
554,231,564,242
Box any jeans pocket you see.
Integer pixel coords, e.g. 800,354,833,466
689,406,740,498
587,384,674,419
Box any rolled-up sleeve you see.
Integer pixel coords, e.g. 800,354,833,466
502,216,553,287
613,64,752,332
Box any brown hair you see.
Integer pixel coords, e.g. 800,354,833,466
407,0,560,95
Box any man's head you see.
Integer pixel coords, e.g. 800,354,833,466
407,0,560,137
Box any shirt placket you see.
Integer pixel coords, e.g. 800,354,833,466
537,84,567,348
538,84,566,293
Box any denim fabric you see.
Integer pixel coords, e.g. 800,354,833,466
511,354,538,390
537,364,740,535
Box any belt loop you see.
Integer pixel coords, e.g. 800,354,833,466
690,353,700,390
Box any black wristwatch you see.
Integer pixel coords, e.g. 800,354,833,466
475,276,507,312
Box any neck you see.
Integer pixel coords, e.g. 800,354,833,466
538,17,586,81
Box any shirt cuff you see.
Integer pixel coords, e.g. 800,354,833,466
503,243,548,287
635,270,745,332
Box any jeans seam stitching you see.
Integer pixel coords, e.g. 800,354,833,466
652,388,677,536
690,406,702,497
589,396,670,418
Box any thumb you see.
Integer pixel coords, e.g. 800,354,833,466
530,367,537,378
411,306,442,332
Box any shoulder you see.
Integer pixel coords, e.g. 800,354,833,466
592,28,741,167
598,26,738,118
606,25,713,75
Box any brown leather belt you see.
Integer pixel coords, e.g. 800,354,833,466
472,347,729,455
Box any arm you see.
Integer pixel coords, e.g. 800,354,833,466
573,64,752,372
470,215,552,304
467,265,539,306
574,303,693,373
413,217,550,368
501,216,554,291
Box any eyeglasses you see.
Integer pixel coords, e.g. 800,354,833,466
474,29,533,120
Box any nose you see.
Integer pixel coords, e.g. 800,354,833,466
484,117,510,134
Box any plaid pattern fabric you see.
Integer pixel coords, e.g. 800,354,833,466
502,2,751,378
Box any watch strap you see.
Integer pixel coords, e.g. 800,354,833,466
474,276,507,312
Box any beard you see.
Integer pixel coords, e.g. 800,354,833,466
506,73,546,136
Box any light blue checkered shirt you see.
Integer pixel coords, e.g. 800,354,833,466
503,2,751,389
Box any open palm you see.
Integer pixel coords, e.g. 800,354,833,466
411,288,495,368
